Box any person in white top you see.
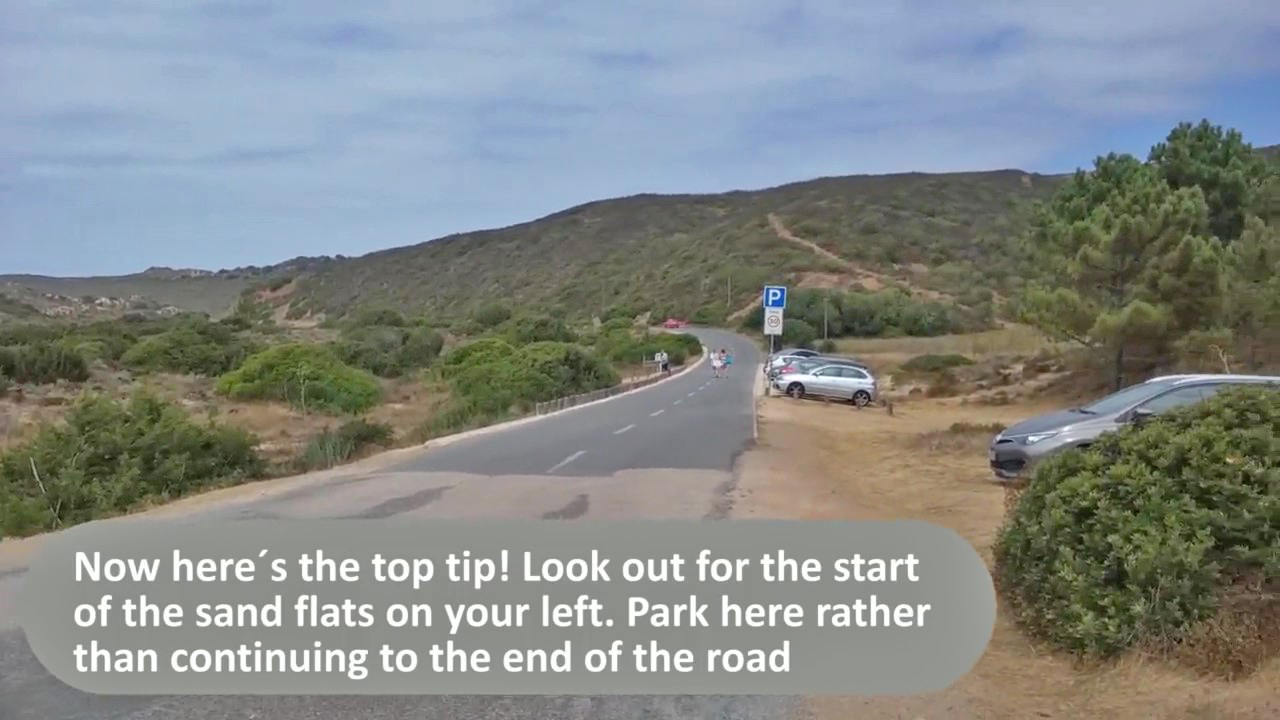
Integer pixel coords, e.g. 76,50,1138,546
656,350,669,374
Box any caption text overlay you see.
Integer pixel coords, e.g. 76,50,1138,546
17,519,996,695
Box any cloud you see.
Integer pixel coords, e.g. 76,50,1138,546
2,0,1279,274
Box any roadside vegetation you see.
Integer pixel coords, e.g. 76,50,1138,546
0,392,262,536
739,286,991,348
0,294,700,536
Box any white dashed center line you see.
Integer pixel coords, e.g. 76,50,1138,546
546,450,585,474
650,409,665,417
613,424,636,435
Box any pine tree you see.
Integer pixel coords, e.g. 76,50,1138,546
1224,216,1280,368
1019,153,1225,388
1148,120,1272,243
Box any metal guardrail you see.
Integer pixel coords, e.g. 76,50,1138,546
533,356,697,416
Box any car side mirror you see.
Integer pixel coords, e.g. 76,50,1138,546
1130,408,1155,424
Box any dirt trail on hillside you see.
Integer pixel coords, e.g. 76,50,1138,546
726,215,949,323
733,394,1279,720
767,213,886,287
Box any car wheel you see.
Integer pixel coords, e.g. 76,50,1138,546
852,390,871,407
786,383,805,399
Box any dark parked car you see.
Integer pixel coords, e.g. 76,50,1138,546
989,373,1280,481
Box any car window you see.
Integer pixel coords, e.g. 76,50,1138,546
841,367,868,379
1136,385,1210,414
1079,379,1180,415
813,367,835,376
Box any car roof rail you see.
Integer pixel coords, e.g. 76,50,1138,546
1146,373,1280,384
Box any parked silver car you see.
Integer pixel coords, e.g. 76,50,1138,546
989,373,1280,481
774,363,878,406
766,353,867,379
763,350,818,376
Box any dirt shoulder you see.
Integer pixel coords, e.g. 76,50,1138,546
733,393,1279,720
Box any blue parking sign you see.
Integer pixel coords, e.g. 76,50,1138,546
763,285,787,309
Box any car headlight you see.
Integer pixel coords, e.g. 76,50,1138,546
1022,431,1059,445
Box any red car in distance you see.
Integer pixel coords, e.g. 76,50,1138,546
663,318,686,329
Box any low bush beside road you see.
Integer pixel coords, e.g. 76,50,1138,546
0,392,264,537
215,343,383,415
293,418,395,471
994,385,1279,675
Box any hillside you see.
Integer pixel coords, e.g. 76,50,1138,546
4,143,1276,324
0,258,335,319
279,168,1064,323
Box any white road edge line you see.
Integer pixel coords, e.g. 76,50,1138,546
613,424,636,435
547,450,585,474
650,409,665,417
417,344,710,452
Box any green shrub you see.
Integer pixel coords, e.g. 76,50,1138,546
294,418,394,471
332,325,444,378
449,358,553,416
121,321,258,376
0,372,10,396
518,342,619,394
0,323,61,346
651,332,702,365
443,341,619,418
739,288,970,339
993,386,1280,659
216,343,383,415
781,319,818,348
0,392,263,537
600,318,633,333
472,303,512,329
503,314,577,345
690,305,727,326
818,339,838,353
595,328,665,366
900,353,974,373
437,338,517,378
400,328,445,367
350,307,407,328
0,343,90,384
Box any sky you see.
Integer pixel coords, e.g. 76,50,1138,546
2,0,1279,277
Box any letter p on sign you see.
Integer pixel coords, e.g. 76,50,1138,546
763,286,787,309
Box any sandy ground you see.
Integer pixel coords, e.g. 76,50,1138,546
733,392,1280,720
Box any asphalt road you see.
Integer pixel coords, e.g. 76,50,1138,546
0,328,810,720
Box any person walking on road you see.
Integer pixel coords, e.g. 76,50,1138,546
711,351,724,378
656,349,669,375
723,349,733,377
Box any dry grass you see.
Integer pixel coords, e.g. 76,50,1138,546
912,420,1008,453
835,324,1060,361
736,392,1280,720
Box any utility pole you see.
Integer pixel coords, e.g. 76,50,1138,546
726,275,732,309
823,298,829,340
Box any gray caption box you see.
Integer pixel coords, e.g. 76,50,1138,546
18,519,996,695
